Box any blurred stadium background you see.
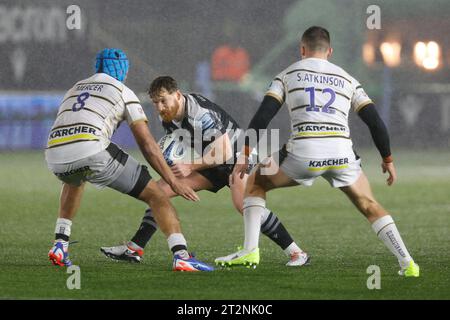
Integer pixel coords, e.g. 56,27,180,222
1,0,449,150
1,0,450,300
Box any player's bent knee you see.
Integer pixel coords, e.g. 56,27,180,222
139,182,181,225
245,183,265,197
156,179,176,197
138,180,169,204
247,172,271,195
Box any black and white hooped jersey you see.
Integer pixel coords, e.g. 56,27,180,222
266,57,373,158
161,93,240,156
45,73,148,163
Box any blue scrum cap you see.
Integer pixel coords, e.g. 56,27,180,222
95,48,129,82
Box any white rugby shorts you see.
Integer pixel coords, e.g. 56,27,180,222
278,145,362,188
46,143,151,198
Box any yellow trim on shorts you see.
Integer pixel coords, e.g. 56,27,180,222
308,165,349,171
48,133,98,146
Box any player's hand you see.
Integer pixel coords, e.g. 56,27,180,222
169,180,200,202
232,154,249,183
171,163,192,178
381,161,397,186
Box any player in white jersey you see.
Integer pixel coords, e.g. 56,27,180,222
215,26,419,277
46,48,213,271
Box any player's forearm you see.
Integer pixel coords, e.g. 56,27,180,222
141,141,178,185
357,103,392,161
131,123,178,185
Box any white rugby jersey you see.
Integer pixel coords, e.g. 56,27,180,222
45,73,148,163
266,57,372,158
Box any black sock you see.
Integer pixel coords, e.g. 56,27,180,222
260,211,294,250
170,245,188,255
55,234,69,241
130,208,158,248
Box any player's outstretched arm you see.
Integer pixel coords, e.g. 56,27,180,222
130,121,199,201
357,103,396,186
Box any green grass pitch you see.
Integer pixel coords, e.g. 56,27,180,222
0,149,449,299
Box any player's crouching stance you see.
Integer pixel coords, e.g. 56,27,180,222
46,48,213,272
101,76,308,267
215,26,419,277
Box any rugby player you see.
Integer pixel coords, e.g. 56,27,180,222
101,76,308,266
215,26,419,277
46,48,213,271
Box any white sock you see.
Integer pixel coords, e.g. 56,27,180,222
243,197,265,251
371,215,413,268
167,233,189,259
55,218,72,238
283,242,303,257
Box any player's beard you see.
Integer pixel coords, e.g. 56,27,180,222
160,102,179,122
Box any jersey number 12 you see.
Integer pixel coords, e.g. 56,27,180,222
305,87,336,114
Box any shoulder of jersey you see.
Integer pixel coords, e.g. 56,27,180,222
187,93,207,109
190,93,209,103
281,61,302,75
76,73,125,90
323,60,356,84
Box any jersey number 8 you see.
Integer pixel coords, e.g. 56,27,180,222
72,92,90,112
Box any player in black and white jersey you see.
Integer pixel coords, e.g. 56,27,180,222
46,48,213,271
101,76,306,266
216,27,419,277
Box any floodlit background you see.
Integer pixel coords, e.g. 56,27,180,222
0,0,449,300
1,0,449,149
